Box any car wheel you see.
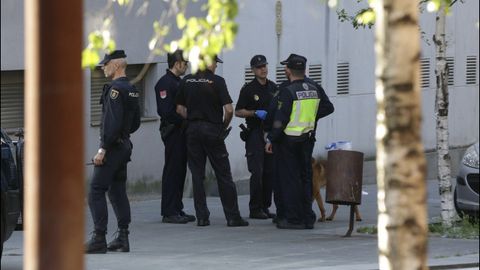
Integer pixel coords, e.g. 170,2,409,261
453,187,465,219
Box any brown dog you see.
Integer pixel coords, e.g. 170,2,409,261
312,158,362,222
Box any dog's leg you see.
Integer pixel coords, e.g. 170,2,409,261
316,192,326,222
326,204,338,221
354,205,362,221
313,190,326,222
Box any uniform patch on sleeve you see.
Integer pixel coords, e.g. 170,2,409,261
110,89,119,99
160,90,167,99
254,94,259,101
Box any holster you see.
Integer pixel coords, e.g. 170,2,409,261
160,122,176,141
239,124,250,142
219,126,232,140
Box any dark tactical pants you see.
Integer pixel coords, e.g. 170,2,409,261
271,142,285,219
161,127,187,217
245,128,273,213
186,121,241,221
276,137,316,225
89,140,132,233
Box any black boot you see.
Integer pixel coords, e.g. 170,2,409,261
85,231,107,254
107,229,130,252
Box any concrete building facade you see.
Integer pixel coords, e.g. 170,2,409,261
1,0,478,185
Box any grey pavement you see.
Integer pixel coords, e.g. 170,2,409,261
2,180,479,270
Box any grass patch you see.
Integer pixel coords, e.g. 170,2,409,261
127,179,162,194
357,225,377,234
356,217,479,239
428,217,479,239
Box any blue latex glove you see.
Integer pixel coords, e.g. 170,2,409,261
254,110,267,120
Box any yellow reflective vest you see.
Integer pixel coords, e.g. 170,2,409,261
284,82,320,136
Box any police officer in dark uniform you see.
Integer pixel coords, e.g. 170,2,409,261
264,81,288,224
176,55,249,227
235,55,277,219
265,54,334,229
85,50,141,253
154,50,195,224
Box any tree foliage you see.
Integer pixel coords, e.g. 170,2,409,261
334,0,457,29
82,0,238,73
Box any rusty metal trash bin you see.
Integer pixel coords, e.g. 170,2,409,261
325,150,364,237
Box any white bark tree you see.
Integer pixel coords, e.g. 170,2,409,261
433,1,457,227
373,0,429,269
337,0,460,228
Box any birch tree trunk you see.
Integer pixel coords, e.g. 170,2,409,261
373,0,428,269
433,3,456,227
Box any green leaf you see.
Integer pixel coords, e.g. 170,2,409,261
107,40,116,52
356,9,376,25
177,13,187,29
82,48,100,69
116,0,130,6
88,32,104,50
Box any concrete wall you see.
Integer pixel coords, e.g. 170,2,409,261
1,0,478,185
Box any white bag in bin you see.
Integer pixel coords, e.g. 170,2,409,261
325,141,352,151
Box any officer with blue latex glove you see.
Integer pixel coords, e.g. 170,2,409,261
235,55,278,220
254,110,268,120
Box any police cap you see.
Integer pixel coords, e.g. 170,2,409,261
250,54,268,68
99,50,127,65
280,53,307,70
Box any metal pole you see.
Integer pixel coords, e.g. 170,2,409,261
344,205,355,237
24,0,84,269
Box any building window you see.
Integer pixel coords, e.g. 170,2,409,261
90,64,148,125
336,62,349,95
1,70,24,130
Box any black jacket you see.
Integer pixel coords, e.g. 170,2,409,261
235,78,278,130
100,77,140,150
154,69,184,126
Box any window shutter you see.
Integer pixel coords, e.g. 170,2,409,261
309,64,322,85
336,62,349,95
466,55,477,85
446,57,454,86
244,67,254,84
1,71,25,130
420,58,430,89
276,66,288,86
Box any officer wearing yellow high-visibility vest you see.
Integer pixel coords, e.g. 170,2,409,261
265,54,334,229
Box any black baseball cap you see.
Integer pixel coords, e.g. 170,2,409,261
280,53,307,70
250,54,268,68
99,50,127,65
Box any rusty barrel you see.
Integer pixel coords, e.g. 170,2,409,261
325,150,364,205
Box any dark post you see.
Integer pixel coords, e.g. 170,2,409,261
24,0,84,269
